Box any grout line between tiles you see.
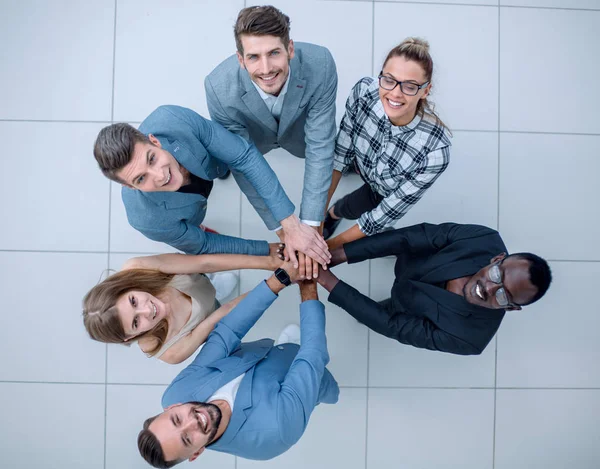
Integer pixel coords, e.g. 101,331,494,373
0,119,113,124
370,0,600,12
104,3,118,468
2,117,599,137
365,257,372,469
374,0,498,7
501,4,600,13
493,7,500,467
370,0,375,77
2,380,599,390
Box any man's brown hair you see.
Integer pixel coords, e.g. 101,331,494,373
138,415,182,468
93,123,150,183
234,5,291,54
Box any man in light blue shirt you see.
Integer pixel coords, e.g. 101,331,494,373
93,105,330,267
137,262,339,465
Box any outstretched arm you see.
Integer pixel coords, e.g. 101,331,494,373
188,259,301,365
328,280,481,356
276,280,339,445
121,243,285,274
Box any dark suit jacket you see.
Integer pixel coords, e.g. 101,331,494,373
329,223,508,355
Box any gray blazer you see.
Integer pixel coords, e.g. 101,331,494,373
205,42,337,224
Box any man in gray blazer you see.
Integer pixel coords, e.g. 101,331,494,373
205,5,338,279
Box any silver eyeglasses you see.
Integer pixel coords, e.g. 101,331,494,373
378,73,429,96
487,262,517,308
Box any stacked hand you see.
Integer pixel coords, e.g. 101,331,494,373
278,216,331,279
268,242,286,270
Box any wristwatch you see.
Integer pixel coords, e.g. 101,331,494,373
274,268,291,286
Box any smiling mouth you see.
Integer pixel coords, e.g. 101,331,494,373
162,169,171,186
475,283,485,301
387,98,404,109
151,302,157,320
195,409,208,432
259,73,278,83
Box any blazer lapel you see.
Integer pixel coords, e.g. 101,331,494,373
240,72,278,133
208,367,255,449
278,64,306,137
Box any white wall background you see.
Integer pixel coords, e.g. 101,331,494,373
1,1,599,468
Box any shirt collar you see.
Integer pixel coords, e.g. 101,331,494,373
251,66,292,101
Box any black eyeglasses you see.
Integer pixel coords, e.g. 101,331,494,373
487,260,518,308
378,73,429,96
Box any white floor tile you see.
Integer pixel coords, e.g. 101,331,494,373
106,384,236,469
501,0,600,10
398,131,499,229
0,252,107,383
500,7,600,133
374,2,499,131
497,261,600,388
368,388,495,469
0,382,105,469
240,263,369,387
246,0,373,123
0,122,110,251
368,257,496,387
113,0,244,122
0,0,114,121
238,388,367,469
495,390,600,469
499,133,600,260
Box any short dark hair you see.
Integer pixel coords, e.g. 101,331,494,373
234,5,291,54
138,415,182,468
507,252,553,305
93,123,149,183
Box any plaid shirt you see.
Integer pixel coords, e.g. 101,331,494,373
334,77,451,235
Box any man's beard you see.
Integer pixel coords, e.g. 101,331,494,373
190,401,222,445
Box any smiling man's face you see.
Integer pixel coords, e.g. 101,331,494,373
148,402,222,463
116,134,186,192
237,34,294,97
463,254,538,311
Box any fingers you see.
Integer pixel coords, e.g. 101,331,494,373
304,254,314,280
286,244,299,268
312,255,319,279
304,245,330,269
277,243,285,260
298,252,306,279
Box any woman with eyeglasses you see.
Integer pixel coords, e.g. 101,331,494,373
82,244,284,364
323,37,452,247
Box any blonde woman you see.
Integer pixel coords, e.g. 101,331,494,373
323,38,451,248
82,244,284,364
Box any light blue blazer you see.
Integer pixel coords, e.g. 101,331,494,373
162,281,339,460
205,42,337,225
122,105,295,255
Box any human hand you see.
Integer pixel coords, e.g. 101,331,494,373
268,242,286,269
297,226,320,279
278,257,303,284
280,216,331,269
315,265,340,292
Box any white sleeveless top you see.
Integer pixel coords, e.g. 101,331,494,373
142,274,217,359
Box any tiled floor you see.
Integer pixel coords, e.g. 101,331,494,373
1,1,599,468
